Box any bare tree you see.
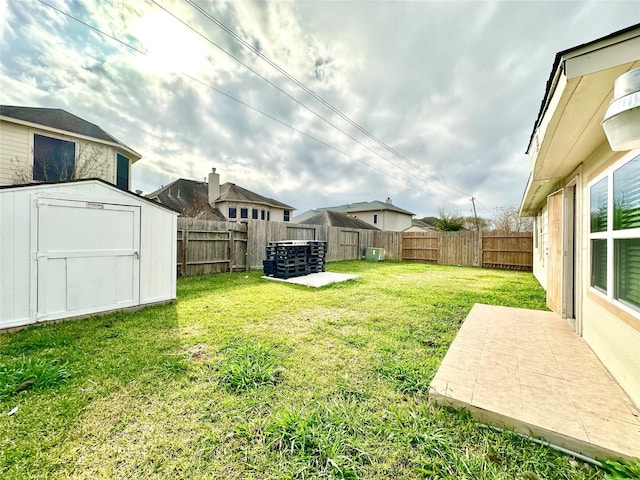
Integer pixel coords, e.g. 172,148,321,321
492,205,533,233
10,143,108,184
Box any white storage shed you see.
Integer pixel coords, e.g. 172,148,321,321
0,179,178,330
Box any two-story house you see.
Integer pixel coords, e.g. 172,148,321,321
0,105,140,189
147,168,295,222
295,198,414,232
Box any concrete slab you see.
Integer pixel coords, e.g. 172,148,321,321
261,272,359,288
429,303,640,462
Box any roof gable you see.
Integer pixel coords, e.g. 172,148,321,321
300,210,380,230
146,178,226,220
317,200,414,216
0,105,140,160
217,182,294,210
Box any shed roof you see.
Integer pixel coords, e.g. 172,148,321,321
0,105,141,160
0,178,179,213
299,210,380,230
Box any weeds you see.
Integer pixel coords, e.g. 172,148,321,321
0,356,73,399
217,339,282,392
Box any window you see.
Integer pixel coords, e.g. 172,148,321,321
240,208,248,219
267,211,270,221
373,214,378,225
589,153,640,312
229,207,237,219
284,210,290,222
33,134,76,182
252,208,258,219
261,210,265,220
116,153,129,190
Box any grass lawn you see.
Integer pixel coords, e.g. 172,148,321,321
0,261,605,479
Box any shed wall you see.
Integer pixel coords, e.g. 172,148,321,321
0,181,176,329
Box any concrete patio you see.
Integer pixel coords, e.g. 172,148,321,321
429,303,640,462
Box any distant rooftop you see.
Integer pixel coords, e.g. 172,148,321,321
298,210,380,230
311,200,414,216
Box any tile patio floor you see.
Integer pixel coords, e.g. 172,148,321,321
429,303,640,462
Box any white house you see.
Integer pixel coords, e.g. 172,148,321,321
0,179,178,330
295,198,414,232
0,106,141,190
520,25,640,407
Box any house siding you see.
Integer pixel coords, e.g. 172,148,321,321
0,120,30,184
0,121,124,188
579,148,640,407
350,210,411,231
218,200,289,223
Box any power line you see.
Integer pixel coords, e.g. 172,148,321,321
34,0,481,206
182,0,476,200
33,0,441,195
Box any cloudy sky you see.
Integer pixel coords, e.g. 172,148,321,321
1,0,638,219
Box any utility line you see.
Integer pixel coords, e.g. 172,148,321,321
184,0,475,200
34,0,442,195
35,0,479,205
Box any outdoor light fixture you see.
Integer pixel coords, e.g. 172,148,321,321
602,67,640,151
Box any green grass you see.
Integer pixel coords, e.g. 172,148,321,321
0,261,606,479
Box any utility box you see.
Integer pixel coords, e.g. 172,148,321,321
365,247,385,262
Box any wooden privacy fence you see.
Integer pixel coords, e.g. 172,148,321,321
402,231,533,271
177,218,532,277
177,218,400,276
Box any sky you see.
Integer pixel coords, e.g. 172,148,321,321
1,0,638,220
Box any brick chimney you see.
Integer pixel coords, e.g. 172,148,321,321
208,168,220,205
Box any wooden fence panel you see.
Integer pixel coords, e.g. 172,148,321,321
373,231,402,260
177,218,248,276
438,231,480,266
402,232,438,263
481,231,533,271
401,230,532,270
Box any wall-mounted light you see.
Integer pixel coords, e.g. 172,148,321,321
602,67,640,151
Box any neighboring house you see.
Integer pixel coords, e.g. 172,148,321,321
144,178,227,221
147,168,295,222
295,198,413,231
0,106,140,190
298,210,380,230
519,25,640,407
404,216,438,232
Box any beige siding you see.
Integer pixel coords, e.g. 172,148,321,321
349,210,412,231
0,121,117,186
579,147,640,407
217,200,291,223
0,121,30,184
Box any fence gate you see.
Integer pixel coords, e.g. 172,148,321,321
339,230,360,260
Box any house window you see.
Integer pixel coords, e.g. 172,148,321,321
229,207,237,219
589,153,640,312
261,210,265,220
252,208,258,219
267,211,270,221
33,134,76,182
373,214,378,225
116,153,129,190
240,208,248,219
284,210,290,222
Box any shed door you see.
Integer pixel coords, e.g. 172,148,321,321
547,190,563,314
36,198,140,321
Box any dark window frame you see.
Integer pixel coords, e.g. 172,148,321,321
33,134,76,182
229,207,237,219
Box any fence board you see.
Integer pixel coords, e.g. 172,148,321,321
401,231,532,270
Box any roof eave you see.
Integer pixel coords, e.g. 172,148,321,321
0,115,142,161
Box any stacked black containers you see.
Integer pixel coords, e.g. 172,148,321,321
263,241,327,279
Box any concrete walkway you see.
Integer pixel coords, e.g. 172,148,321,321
429,303,640,461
